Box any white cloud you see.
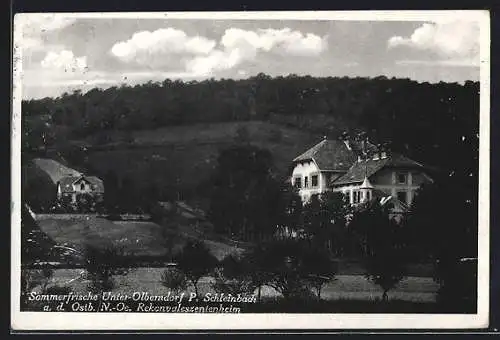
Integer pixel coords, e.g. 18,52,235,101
110,28,216,63
186,28,327,75
388,20,480,67
41,50,88,72
110,27,327,76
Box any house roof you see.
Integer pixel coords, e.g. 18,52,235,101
332,152,427,186
32,158,104,193
293,139,377,171
58,175,104,193
32,158,82,184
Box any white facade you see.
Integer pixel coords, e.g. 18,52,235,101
57,178,95,203
291,160,330,202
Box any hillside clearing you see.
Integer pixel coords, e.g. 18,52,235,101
35,215,244,260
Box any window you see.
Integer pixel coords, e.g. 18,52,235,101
311,174,319,188
294,177,302,189
397,191,407,204
80,183,85,190
304,176,309,188
397,173,407,184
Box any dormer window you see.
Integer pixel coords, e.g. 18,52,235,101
381,151,387,159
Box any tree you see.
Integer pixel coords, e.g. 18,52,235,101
403,176,478,310
350,201,407,301
76,192,94,213
274,184,303,239
300,246,338,301
83,243,130,293
252,239,312,301
321,191,354,257
301,192,352,256
160,267,188,294
212,254,254,295
207,145,282,241
237,245,273,302
175,240,218,297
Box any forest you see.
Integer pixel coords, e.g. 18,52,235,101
22,73,479,201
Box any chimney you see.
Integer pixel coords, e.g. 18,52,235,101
373,143,382,160
363,135,370,155
380,142,389,159
340,131,351,150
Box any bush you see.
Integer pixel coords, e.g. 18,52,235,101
160,267,188,293
212,256,254,295
84,244,130,294
45,285,72,295
175,240,218,296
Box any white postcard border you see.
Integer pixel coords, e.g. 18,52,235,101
11,10,491,331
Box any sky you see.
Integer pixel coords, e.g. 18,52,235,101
15,12,484,99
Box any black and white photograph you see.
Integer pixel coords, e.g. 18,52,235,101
11,10,490,330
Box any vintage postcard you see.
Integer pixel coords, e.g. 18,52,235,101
11,10,490,331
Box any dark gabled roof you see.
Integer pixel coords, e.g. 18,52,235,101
332,158,389,186
332,152,427,186
32,158,82,184
58,175,104,193
293,139,376,171
32,158,104,193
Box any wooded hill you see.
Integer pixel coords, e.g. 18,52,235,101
22,74,479,207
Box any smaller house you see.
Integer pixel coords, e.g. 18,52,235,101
57,175,104,203
31,158,104,204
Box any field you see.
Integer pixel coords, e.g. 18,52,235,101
36,215,245,260
82,121,321,200
28,213,444,313
32,267,440,308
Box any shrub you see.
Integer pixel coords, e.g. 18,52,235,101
175,240,218,296
160,267,188,293
84,244,130,294
45,285,72,295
